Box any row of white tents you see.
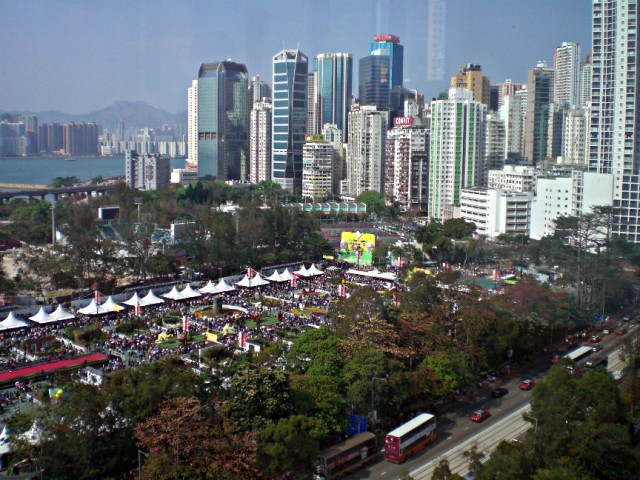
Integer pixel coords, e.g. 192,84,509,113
0,264,326,330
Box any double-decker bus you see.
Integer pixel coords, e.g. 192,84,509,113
384,413,436,463
564,345,593,363
313,432,378,480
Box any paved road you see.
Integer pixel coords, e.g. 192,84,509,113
348,319,635,480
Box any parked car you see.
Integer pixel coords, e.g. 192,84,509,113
470,409,491,422
490,387,509,398
616,328,627,335
591,344,603,352
589,335,601,343
622,316,630,322
519,380,535,391
602,327,612,335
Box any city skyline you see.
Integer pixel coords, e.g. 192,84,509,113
0,0,591,115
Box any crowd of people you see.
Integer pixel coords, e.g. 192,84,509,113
0,264,402,383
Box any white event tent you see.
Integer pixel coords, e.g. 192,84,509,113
179,284,202,300
50,305,75,321
307,263,324,276
29,307,57,325
141,290,164,306
294,265,311,277
198,280,217,295
123,292,143,307
280,268,294,281
235,272,270,288
102,296,124,312
266,270,288,283
162,286,183,300
77,299,112,316
0,312,29,331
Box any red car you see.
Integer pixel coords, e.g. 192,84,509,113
519,380,535,391
470,409,490,422
589,335,601,343
616,328,627,335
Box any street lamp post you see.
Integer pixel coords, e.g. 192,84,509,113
138,449,149,480
50,201,56,245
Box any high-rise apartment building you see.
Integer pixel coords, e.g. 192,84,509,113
428,88,486,220
64,122,99,156
272,49,308,192
197,61,249,180
499,94,525,162
385,118,429,211
125,150,171,191
322,123,346,194
485,113,506,178
312,53,353,139
249,74,272,104
450,64,491,106
563,108,588,166
249,100,272,184
369,34,404,89
553,42,581,108
496,79,524,110
589,0,640,241
187,79,198,169
579,57,592,108
524,62,554,166
302,137,334,201
345,105,388,198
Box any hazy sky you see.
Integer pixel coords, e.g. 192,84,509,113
0,0,592,115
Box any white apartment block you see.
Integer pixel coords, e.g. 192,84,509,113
187,79,198,169
385,124,429,211
460,188,533,239
530,171,613,240
249,101,272,184
322,124,346,194
562,108,589,166
485,113,506,178
302,140,334,201
488,165,537,193
499,93,525,161
345,105,388,197
428,88,486,220
554,41,581,108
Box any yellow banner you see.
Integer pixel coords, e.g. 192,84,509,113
206,332,218,343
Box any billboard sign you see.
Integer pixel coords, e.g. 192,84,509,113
393,116,413,126
305,134,325,142
338,231,375,265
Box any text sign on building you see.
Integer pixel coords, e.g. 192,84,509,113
305,134,325,142
393,116,414,126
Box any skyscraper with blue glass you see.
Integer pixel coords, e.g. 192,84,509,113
197,61,249,179
369,34,404,89
313,53,352,138
272,49,308,192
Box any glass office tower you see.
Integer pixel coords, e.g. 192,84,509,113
272,49,308,192
197,61,249,179
313,53,352,138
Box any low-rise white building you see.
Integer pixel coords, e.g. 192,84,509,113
488,165,537,192
529,171,613,240
460,188,533,239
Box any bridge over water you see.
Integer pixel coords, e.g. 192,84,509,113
0,183,114,203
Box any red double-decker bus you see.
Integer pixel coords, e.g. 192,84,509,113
384,413,436,463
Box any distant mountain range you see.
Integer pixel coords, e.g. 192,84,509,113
1,101,187,132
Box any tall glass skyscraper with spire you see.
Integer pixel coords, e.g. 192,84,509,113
197,61,249,179
312,53,352,138
369,34,404,89
272,49,308,192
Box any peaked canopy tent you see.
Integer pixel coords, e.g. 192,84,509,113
266,270,288,283
198,280,218,295
280,268,294,281
179,284,202,300
235,273,270,288
141,290,165,306
294,265,311,277
123,292,142,307
29,307,57,325
101,296,124,312
344,268,397,282
0,312,29,331
214,278,236,293
162,286,183,301
307,264,324,276
50,305,75,321
77,299,112,316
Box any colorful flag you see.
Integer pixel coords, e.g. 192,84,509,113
238,331,247,349
247,267,255,279
135,302,141,316
95,290,100,303
183,315,189,332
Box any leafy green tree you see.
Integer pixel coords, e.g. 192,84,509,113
290,374,346,440
286,327,343,376
223,364,293,431
257,415,319,477
431,458,465,480
419,347,475,398
356,190,387,217
463,445,485,477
